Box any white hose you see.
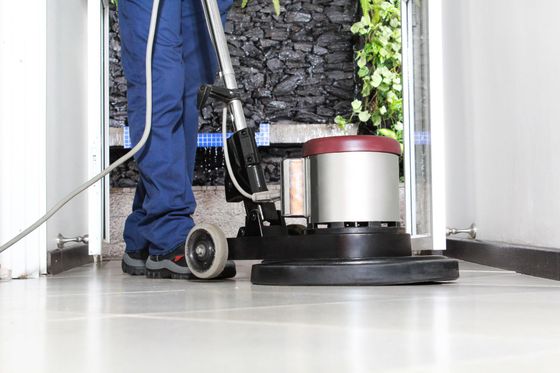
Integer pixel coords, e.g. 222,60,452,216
0,0,161,254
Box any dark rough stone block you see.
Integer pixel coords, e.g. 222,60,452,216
317,107,335,117
259,39,280,49
326,52,351,64
326,8,354,23
266,58,284,71
241,43,260,58
274,74,304,94
286,12,312,23
313,45,329,55
325,85,354,100
294,110,328,123
267,29,289,41
316,32,339,46
278,49,305,62
293,42,314,52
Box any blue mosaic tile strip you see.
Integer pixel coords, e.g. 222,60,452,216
123,122,270,149
123,126,132,149
415,131,430,145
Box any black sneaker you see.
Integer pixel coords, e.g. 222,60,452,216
122,249,149,276
146,245,236,280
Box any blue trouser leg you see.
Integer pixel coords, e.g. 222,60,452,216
121,0,232,255
123,178,149,252
120,0,195,255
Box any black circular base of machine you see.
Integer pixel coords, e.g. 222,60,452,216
251,256,459,286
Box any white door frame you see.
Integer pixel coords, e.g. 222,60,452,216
427,0,447,252
402,0,447,251
87,0,110,256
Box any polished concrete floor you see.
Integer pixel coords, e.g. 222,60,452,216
1,260,560,372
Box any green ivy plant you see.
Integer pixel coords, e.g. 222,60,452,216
336,0,403,145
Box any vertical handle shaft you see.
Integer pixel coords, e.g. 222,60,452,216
201,0,247,131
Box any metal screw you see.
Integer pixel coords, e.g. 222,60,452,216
195,245,206,257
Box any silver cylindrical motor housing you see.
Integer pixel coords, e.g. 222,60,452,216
307,151,400,224
282,136,401,225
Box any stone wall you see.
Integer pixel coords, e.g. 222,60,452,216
212,0,357,128
110,0,357,129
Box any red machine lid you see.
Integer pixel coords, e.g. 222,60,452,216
303,135,401,157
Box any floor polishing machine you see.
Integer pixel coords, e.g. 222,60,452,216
185,0,459,285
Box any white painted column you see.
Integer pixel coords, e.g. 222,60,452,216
0,1,48,277
427,0,447,251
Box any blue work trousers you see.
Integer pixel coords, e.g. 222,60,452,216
119,0,232,255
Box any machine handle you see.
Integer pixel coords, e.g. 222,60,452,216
200,0,248,131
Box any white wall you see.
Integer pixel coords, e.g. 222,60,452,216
0,1,47,277
443,0,560,248
46,0,89,252
0,0,93,277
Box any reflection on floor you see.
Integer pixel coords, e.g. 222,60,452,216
1,260,559,372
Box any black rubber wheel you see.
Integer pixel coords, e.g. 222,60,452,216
251,256,459,286
185,223,228,279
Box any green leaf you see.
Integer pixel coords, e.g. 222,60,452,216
357,56,367,68
273,0,281,16
378,83,389,93
242,0,248,8
351,99,363,112
358,111,371,123
379,106,387,115
371,70,383,88
358,66,369,77
335,115,347,126
359,0,371,14
361,14,371,25
378,128,398,140
387,91,398,103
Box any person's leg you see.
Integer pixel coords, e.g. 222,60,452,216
119,0,195,260
122,179,149,275
123,178,148,251
181,0,233,180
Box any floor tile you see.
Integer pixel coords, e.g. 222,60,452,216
1,260,559,372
